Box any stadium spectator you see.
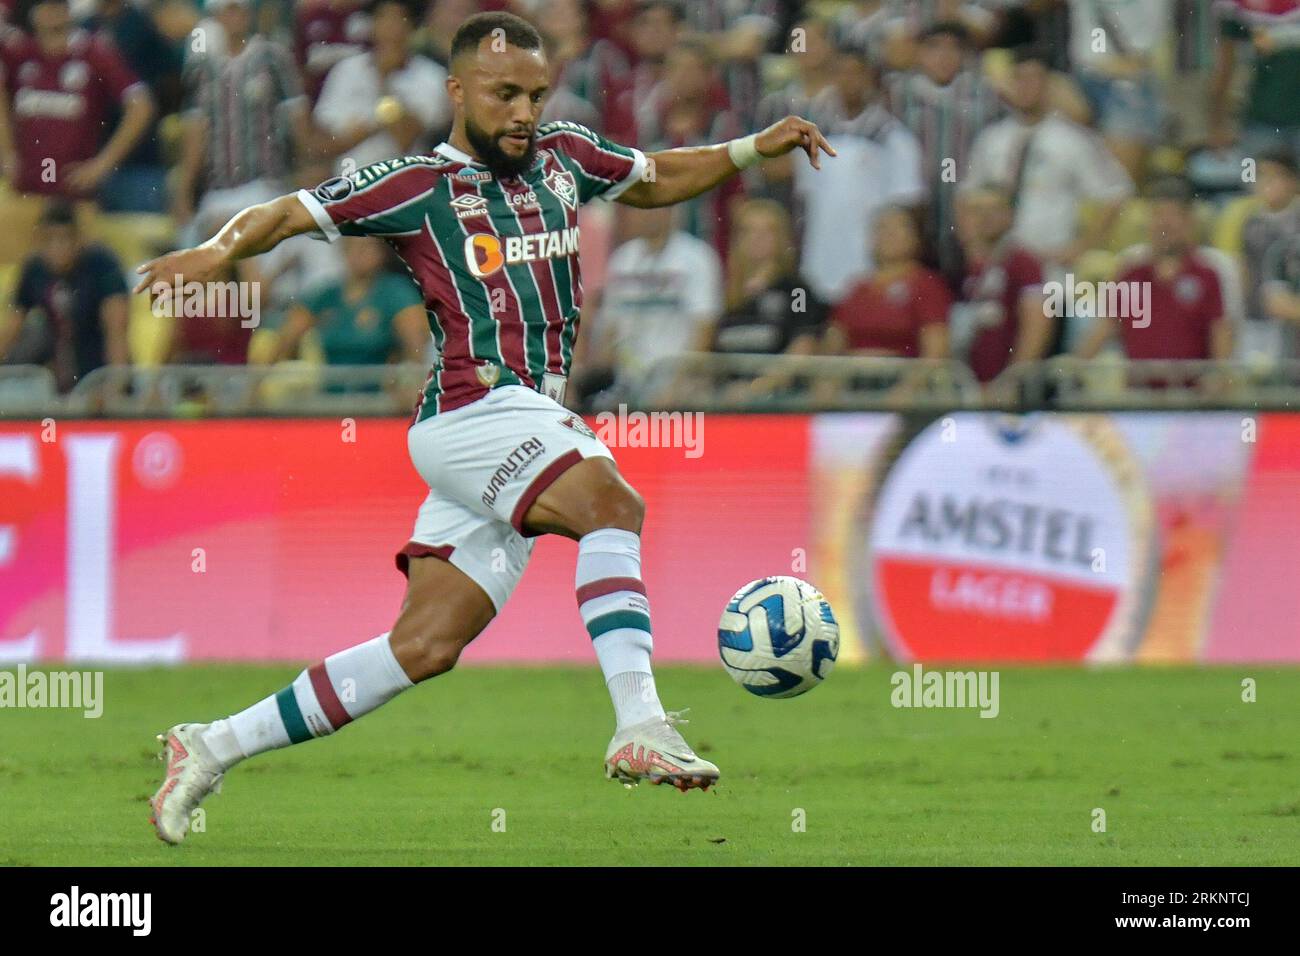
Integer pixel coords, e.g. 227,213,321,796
827,205,951,360
750,14,837,207
711,199,827,401
0,0,154,199
606,0,683,145
80,0,184,211
174,0,310,242
675,0,781,131
535,0,629,135
295,0,371,104
952,185,1050,384
965,44,1132,268
1210,0,1300,157
796,44,923,304
1240,148,1300,359
885,20,1004,276
0,199,128,392
578,203,722,404
1067,0,1170,183
411,0,468,70
538,30,601,131
272,236,427,366
635,38,744,261
837,0,999,71
1077,177,1232,362
314,0,449,172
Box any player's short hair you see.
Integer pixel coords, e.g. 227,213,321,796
450,11,543,64
1145,175,1196,206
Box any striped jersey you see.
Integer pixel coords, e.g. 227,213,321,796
182,35,305,190
296,120,647,419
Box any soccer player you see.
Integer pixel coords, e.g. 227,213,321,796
138,10,835,844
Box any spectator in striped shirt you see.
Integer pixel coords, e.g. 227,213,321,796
174,0,312,243
886,20,1005,278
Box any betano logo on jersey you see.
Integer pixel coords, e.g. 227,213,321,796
464,227,580,279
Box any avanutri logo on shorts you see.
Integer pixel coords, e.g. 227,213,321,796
481,437,546,508
464,227,580,279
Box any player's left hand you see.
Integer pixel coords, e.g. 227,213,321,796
755,116,837,170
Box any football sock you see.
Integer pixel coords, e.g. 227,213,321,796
201,632,413,770
575,528,667,730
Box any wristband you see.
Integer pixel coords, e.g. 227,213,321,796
727,133,762,170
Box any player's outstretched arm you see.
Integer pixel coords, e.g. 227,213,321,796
618,115,836,209
132,194,319,294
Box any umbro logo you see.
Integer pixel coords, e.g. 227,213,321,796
449,194,489,219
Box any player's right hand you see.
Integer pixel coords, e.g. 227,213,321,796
133,245,229,296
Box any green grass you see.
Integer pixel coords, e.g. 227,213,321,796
2,664,1298,865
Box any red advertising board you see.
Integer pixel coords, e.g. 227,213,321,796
3,412,1299,664
0,417,809,664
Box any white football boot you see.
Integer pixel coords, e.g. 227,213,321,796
150,723,225,844
604,710,720,791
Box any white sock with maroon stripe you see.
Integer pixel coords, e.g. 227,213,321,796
576,528,667,730
201,632,414,770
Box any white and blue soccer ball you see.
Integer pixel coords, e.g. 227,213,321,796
718,576,839,698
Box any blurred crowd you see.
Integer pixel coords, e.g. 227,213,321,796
1,0,1299,407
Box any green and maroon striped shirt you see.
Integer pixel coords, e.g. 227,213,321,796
296,120,647,419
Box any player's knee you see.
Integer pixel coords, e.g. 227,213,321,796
601,484,645,533
389,617,471,681
399,631,465,681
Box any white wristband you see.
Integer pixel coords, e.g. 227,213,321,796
727,133,762,170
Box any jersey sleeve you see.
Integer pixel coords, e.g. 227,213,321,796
536,120,648,204
92,36,147,105
296,160,442,241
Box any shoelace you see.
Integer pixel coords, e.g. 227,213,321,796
657,709,695,755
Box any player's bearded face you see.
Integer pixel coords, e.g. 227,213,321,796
464,112,537,178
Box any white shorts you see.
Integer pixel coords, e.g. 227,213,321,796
396,385,614,610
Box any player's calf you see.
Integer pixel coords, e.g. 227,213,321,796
524,456,720,788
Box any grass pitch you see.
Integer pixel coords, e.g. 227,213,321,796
2,664,1298,866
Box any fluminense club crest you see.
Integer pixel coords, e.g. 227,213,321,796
543,169,578,210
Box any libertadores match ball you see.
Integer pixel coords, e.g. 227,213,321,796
717,576,840,698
